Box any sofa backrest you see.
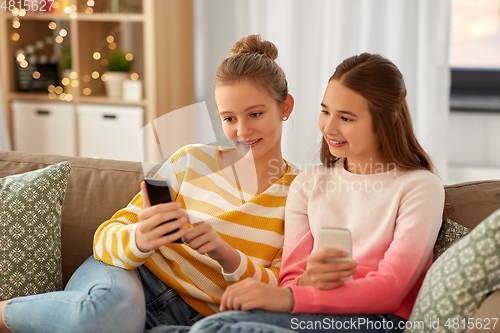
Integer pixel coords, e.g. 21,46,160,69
0,151,144,285
2,150,500,284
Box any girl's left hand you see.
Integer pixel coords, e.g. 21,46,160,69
220,278,291,312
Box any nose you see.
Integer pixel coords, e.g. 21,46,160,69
321,115,339,136
237,118,253,138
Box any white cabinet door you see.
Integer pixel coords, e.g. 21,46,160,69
78,104,144,161
12,101,76,156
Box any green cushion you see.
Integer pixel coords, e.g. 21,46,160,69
433,218,471,261
0,162,71,300
407,208,500,333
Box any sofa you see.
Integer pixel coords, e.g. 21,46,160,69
1,150,499,332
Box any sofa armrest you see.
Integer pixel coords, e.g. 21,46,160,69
466,288,500,333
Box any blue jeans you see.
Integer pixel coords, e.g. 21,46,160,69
2,256,202,333
190,310,407,333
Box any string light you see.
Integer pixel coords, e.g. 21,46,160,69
85,8,93,14
20,61,28,68
12,21,20,29
65,94,73,101
131,73,139,80
106,36,114,43
48,22,57,30
48,92,57,99
55,86,64,94
48,85,56,93
70,12,77,19
19,9,26,16
16,54,25,62
101,74,109,82
12,33,20,41
59,29,68,37
71,80,79,88
70,72,78,79
87,0,95,6
83,88,92,95
55,36,64,44
64,6,72,14
60,93,67,101
125,53,134,61
93,52,101,60
61,78,70,85
32,71,41,79
108,43,116,50
91,71,100,79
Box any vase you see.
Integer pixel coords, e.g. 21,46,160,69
104,71,129,99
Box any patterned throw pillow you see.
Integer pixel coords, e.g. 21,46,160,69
406,208,500,333
0,162,71,300
433,218,471,261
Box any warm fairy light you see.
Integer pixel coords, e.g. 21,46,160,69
20,61,28,68
55,36,64,44
71,80,79,88
101,74,109,82
70,72,78,79
32,71,41,79
108,43,117,50
61,78,70,85
83,88,92,95
101,59,108,67
16,54,25,62
64,6,72,14
48,22,57,30
93,52,101,60
52,1,59,9
106,36,114,43
70,5,77,11
65,94,73,101
85,8,93,14
59,29,68,37
12,21,21,29
11,8,20,16
87,0,95,6
125,53,134,61
130,73,139,80
12,33,20,41
19,9,26,16
70,12,77,19
91,71,100,79
48,85,55,93
60,93,67,101
48,92,57,99
55,86,64,94
83,75,91,82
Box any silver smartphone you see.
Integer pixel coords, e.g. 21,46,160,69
318,227,352,262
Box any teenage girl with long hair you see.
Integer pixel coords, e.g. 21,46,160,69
189,53,445,333
0,35,300,333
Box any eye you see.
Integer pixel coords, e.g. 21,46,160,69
320,110,330,115
250,112,262,118
223,117,236,122
341,116,353,122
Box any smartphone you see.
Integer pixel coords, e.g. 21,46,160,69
144,178,183,243
318,227,352,263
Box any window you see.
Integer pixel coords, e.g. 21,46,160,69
450,0,500,112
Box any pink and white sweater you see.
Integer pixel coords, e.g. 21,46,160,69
279,160,444,319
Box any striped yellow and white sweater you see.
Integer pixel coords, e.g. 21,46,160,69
93,144,300,316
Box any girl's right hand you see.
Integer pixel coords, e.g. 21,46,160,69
135,181,189,253
298,249,358,290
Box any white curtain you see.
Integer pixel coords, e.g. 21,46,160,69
194,0,451,176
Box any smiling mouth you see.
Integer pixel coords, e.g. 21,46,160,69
329,140,347,144
239,138,262,146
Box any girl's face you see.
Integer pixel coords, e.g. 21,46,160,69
319,80,382,171
214,81,292,162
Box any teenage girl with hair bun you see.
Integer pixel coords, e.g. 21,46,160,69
0,35,300,333
189,53,445,333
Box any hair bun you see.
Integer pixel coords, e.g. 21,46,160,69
229,34,278,60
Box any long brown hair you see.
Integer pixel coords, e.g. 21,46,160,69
214,34,288,104
320,53,434,173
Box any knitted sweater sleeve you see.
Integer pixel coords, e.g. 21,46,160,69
280,171,445,316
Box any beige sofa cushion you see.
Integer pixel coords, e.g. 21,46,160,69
0,151,144,285
444,180,500,230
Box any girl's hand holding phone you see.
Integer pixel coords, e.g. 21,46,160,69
136,181,189,253
298,249,358,290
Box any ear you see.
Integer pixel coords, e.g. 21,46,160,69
282,94,294,119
